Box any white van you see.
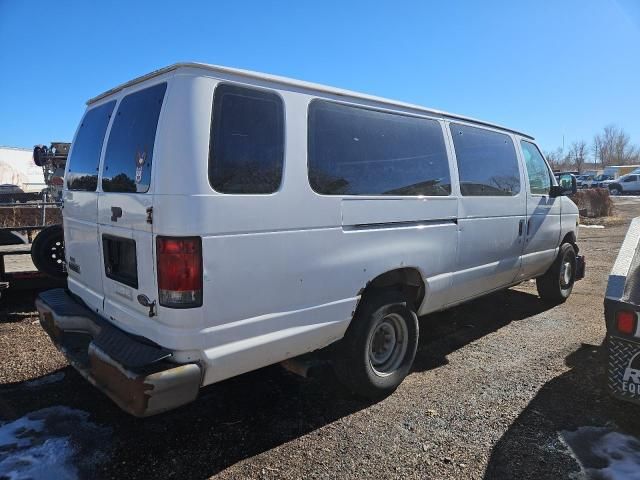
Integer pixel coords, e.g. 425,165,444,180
36,63,584,416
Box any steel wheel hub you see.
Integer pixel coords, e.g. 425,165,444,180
561,260,572,287
368,313,408,376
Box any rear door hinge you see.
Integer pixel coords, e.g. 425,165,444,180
146,207,153,224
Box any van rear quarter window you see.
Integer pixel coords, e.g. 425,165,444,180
450,123,520,196
308,101,451,196
102,83,167,193
209,84,284,194
66,101,116,191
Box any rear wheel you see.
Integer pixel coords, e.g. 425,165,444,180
536,243,576,303
333,291,418,399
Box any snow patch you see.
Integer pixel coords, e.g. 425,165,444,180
580,225,605,229
0,406,111,480
24,372,65,388
560,426,640,480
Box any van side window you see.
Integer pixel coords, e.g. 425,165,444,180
102,83,167,193
450,124,520,196
520,141,551,195
209,84,284,194
308,101,451,196
66,101,116,191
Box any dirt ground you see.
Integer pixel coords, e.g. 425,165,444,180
1,198,639,479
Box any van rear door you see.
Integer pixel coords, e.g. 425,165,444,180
63,100,116,312
97,82,167,326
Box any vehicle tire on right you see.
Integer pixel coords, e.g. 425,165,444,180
609,184,622,196
536,243,577,303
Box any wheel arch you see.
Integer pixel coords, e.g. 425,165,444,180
561,231,578,253
357,267,426,313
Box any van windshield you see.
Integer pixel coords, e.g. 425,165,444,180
102,83,167,193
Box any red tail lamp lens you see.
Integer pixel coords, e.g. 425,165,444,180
156,236,202,308
616,310,636,335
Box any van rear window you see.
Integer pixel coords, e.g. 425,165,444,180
102,83,167,193
308,101,451,196
209,84,284,194
66,101,116,191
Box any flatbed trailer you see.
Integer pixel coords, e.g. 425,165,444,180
605,216,640,402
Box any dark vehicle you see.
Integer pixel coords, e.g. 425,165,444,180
605,217,640,403
586,174,614,188
0,184,42,203
0,184,23,194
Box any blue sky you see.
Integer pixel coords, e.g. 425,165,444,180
1,0,638,154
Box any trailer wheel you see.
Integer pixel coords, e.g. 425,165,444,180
333,291,418,399
31,225,66,278
536,243,576,303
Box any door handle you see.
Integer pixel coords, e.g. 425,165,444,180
111,206,122,222
518,219,525,236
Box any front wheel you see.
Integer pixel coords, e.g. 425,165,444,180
333,291,419,399
609,185,622,196
536,243,577,303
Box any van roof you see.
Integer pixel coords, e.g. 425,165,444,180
88,62,534,140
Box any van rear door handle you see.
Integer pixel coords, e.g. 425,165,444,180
518,219,525,236
111,206,122,222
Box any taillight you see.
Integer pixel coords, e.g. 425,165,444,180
616,310,637,335
156,236,202,308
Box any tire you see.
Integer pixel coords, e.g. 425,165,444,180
609,185,622,196
536,243,577,303
31,224,66,278
333,291,419,399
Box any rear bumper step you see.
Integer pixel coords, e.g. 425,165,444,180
35,288,201,417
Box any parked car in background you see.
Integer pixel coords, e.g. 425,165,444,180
36,62,585,417
576,175,594,188
0,184,42,203
607,174,640,195
584,174,613,188
0,184,24,194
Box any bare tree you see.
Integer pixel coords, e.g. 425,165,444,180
544,147,565,171
568,140,588,173
592,125,640,167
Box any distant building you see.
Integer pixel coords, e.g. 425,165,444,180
0,146,45,192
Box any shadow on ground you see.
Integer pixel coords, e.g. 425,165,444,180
0,290,50,323
0,288,556,479
414,288,556,372
484,342,640,479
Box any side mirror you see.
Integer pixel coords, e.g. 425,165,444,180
550,174,577,197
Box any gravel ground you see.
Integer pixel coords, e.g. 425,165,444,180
1,197,639,479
